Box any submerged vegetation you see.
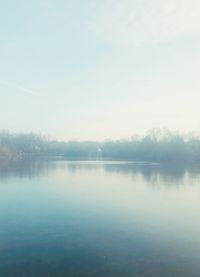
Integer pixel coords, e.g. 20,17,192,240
1,129,200,162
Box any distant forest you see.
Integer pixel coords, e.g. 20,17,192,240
1,129,200,162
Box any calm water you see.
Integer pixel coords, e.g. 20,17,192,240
0,158,200,277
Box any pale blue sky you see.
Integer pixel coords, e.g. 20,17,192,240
0,0,200,140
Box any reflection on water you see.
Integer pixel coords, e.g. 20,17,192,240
0,158,200,276
1,157,200,187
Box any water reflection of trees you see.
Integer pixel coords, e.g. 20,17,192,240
104,163,187,184
64,162,200,187
1,158,200,187
0,157,55,179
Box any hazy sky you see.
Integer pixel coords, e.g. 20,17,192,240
0,0,200,140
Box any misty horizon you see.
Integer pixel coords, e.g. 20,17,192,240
1,129,200,163
1,128,200,142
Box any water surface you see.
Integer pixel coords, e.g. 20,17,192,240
0,158,200,276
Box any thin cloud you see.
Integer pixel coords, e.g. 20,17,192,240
91,0,200,47
0,81,40,97
0,80,59,106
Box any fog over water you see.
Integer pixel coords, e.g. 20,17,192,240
0,0,200,275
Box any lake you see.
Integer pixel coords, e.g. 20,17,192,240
0,158,200,276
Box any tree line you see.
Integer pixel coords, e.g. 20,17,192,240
0,129,200,162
